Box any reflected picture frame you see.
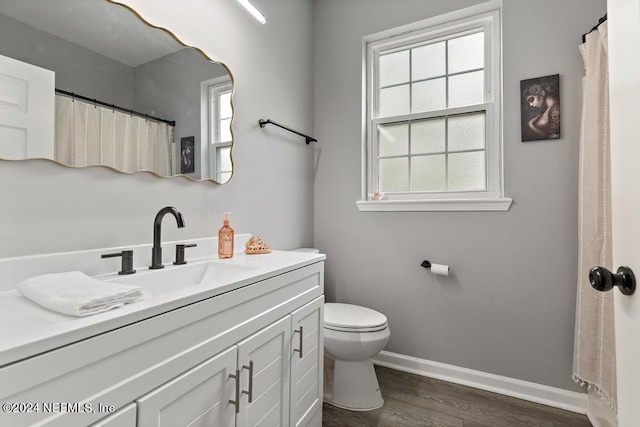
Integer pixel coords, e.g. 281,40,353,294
180,136,195,174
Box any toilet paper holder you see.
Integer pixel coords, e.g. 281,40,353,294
420,260,451,276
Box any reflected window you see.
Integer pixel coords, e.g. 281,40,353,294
208,80,233,183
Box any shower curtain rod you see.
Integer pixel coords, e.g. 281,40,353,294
55,89,176,127
582,13,607,43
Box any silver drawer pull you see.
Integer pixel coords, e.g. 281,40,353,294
228,369,241,414
293,326,304,358
241,360,254,402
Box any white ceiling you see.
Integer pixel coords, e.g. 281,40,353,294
0,0,183,67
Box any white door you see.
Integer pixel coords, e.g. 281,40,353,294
606,1,640,425
136,346,237,427
237,316,291,427
0,54,54,159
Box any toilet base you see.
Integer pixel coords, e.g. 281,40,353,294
323,355,384,411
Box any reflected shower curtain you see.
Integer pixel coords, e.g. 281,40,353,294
54,95,173,175
573,22,616,411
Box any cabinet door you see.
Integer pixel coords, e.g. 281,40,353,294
136,346,237,427
90,403,136,427
237,316,292,427
290,297,324,427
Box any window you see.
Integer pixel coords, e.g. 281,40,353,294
205,78,233,183
358,4,511,211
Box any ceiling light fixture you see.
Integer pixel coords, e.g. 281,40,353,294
236,0,266,24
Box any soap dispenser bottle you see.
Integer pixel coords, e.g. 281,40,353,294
218,212,234,259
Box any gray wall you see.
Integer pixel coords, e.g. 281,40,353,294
313,0,606,391
0,13,134,107
0,0,314,257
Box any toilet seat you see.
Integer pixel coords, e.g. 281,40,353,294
324,303,388,333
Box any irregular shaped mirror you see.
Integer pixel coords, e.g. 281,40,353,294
0,0,233,183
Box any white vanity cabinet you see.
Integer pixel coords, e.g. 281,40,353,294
136,297,324,427
0,258,324,427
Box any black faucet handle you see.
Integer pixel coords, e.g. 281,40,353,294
174,243,197,265
101,250,136,275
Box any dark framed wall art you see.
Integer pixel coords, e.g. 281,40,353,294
520,74,561,142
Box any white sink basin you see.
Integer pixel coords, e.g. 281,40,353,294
104,260,259,295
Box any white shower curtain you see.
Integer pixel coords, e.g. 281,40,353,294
54,95,173,175
573,22,616,411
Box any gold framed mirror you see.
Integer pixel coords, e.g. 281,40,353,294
0,0,234,183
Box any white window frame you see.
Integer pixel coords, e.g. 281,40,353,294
357,1,511,212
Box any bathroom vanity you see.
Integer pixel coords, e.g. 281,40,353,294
0,237,324,427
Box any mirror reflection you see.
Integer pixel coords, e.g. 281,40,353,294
0,0,233,183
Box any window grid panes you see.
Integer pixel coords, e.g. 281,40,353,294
216,89,233,144
377,30,485,118
377,111,487,193
374,28,489,195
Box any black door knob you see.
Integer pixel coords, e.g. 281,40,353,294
589,266,636,295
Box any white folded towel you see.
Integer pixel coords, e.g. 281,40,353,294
17,271,143,317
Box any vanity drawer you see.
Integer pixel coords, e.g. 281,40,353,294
0,262,323,427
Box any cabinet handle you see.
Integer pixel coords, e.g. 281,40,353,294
241,360,254,403
293,326,304,358
229,369,241,414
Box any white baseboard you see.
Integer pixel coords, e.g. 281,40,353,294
586,389,617,427
372,350,587,414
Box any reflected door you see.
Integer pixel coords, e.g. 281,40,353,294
0,54,54,159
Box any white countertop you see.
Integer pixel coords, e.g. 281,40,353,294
0,249,325,367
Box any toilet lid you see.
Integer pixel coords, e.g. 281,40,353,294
324,303,388,332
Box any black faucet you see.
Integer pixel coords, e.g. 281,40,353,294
150,206,185,269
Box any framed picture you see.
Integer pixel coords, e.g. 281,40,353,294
520,74,561,142
180,136,195,174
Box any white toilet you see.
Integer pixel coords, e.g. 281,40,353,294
291,248,390,411
323,303,390,411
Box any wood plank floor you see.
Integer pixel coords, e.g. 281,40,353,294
322,366,592,427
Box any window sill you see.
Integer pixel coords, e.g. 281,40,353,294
356,197,513,212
